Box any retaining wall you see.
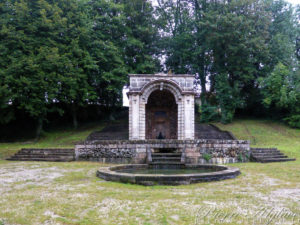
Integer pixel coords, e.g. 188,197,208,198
75,139,250,164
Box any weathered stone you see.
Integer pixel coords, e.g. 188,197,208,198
128,74,195,140
75,139,250,164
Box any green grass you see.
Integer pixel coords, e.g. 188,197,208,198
0,122,106,160
0,119,299,225
214,118,300,159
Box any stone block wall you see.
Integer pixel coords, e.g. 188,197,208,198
184,140,250,164
75,139,250,164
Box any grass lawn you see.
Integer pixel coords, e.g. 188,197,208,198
0,121,106,160
0,119,299,225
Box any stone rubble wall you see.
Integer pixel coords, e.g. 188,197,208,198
75,139,250,164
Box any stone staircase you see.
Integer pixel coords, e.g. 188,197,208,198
7,148,75,162
151,153,182,163
251,148,296,163
195,124,236,140
148,150,185,169
86,122,236,142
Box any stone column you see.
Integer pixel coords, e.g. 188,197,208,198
183,95,195,139
177,100,184,140
139,101,146,139
129,94,140,140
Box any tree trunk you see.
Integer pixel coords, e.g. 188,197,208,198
200,70,207,105
35,117,43,140
72,104,78,129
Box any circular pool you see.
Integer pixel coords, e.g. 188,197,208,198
97,164,240,185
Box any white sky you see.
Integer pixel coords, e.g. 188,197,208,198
287,0,299,5
123,88,129,107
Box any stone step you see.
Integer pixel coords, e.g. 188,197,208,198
252,155,287,159
7,157,74,162
251,151,282,154
260,158,296,163
152,156,181,159
7,148,75,162
15,152,75,156
251,153,285,157
152,157,181,162
19,149,74,153
251,148,278,150
251,149,280,153
18,152,74,156
250,147,296,163
152,153,181,157
149,161,184,165
11,154,74,159
252,151,281,155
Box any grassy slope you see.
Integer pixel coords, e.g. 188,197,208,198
0,119,299,225
214,118,300,159
1,118,299,159
0,122,106,160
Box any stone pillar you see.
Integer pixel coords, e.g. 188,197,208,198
139,101,146,139
129,94,140,139
177,100,184,140
183,95,195,140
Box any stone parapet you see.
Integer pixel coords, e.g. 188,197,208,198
75,139,250,164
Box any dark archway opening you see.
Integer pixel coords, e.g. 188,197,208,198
146,90,177,139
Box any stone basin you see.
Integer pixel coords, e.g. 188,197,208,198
97,164,240,185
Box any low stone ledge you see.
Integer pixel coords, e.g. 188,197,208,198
96,164,240,185
79,139,250,145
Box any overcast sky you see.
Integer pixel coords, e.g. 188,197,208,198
287,0,299,5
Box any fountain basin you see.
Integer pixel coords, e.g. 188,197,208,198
97,164,240,185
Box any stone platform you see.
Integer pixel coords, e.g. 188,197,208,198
75,139,250,164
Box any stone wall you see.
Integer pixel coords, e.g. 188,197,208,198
75,139,250,164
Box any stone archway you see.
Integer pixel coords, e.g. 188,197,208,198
140,79,184,140
128,74,195,140
146,90,177,139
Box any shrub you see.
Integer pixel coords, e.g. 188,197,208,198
284,115,300,128
199,103,219,123
203,153,212,162
238,153,243,162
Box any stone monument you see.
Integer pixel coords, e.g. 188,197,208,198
75,74,250,164
127,73,195,140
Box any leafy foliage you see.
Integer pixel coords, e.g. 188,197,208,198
199,103,219,123
202,153,212,162
0,0,159,136
260,63,300,127
0,0,299,136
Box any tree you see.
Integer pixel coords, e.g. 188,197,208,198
0,0,95,136
155,0,298,124
88,0,161,113
53,0,96,129
260,63,300,127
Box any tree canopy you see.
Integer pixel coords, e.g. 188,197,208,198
0,0,299,138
